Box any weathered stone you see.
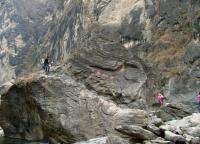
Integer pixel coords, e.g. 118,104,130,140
183,134,195,143
160,113,200,138
75,137,107,144
148,114,163,127
146,124,161,136
159,114,200,143
0,73,149,143
106,135,129,144
69,43,148,107
115,125,157,141
156,103,194,122
164,131,186,143
190,137,200,144
185,126,200,138
143,137,170,144
184,41,200,64
114,109,148,127
190,59,200,78
1,0,200,143
0,0,58,84
0,81,14,95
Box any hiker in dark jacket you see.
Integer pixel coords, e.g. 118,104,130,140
44,56,50,72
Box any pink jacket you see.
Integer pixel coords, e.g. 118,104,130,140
157,94,164,102
196,95,200,103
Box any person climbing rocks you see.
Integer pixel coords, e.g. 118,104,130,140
196,92,200,112
44,56,50,73
156,92,166,107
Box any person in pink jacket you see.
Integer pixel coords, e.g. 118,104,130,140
196,92,200,112
156,92,165,107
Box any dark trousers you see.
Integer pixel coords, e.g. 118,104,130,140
198,103,200,112
44,64,49,72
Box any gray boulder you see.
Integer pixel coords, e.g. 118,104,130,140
146,124,161,136
164,131,186,143
0,72,148,143
143,137,170,144
115,125,157,141
74,135,129,144
106,135,129,144
75,137,107,144
156,103,194,122
160,113,200,143
148,113,163,127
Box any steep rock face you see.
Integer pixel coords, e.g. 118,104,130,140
0,71,149,143
32,0,152,109
0,0,57,84
68,43,148,108
1,0,199,111
1,70,199,143
1,0,200,143
47,0,200,116
37,0,153,61
36,0,83,63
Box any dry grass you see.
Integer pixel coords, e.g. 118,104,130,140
146,45,186,78
153,46,185,63
15,72,38,85
153,30,165,41
161,65,187,78
158,32,173,44
146,31,191,78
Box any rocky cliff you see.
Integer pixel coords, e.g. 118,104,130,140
35,0,200,112
0,71,200,144
0,0,58,84
0,0,200,144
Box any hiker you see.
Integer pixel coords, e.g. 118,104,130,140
44,56,50,73
156,92,165,107
196,92,200,112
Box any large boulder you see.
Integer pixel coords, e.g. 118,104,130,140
160,113,200,143
106,135,129,144
146,124,162,136
164,131,186,143
115,125,157,141
1,0,200,143
143,137,170,144
75,137,107,144
156,103,194,122
0,72,149,143
146,113,163,136
74,135,129,144
147,113,163,127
